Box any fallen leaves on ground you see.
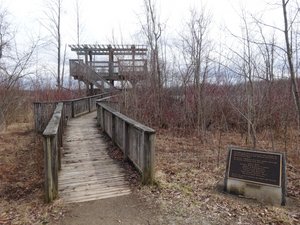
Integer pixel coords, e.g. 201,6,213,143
135,129,300,225
1,122,299,224
0,123,65,225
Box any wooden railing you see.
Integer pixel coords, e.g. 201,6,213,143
35,93,155,202
34,93,110,133
42,103,64,203
35,93,111,202
69,60,117,91
97,102,155,184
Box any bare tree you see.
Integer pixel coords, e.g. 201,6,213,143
0,8,12,59
42,0,62,90
174,41,194,128
257,29,277,149
223,10,259,147
281,0,300,124
0,8,37,131
75,0,84,46
179,7,212,137
141,0,164,125
74,0,84,92
242,13,257,148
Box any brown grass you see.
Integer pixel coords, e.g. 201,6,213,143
0,106,299,224
136,129,300,225
0,122,64,224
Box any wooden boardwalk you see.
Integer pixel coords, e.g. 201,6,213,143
58,112,131,203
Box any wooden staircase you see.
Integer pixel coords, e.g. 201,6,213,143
69,60,118,92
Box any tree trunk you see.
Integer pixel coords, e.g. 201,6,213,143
282,0,300,123
57,1,61,90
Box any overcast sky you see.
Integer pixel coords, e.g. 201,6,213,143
2,0,280,41
1,0,285,70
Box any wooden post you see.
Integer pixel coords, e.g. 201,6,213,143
108,45,114,78
43,134,58,203
90,83,94,96
123,122,129,161
102,107,105,130
131,45,136,76
142,131,155,184
57,126,61,171
97,104,100,126
71,101,75,118
44,137,53,203
112,114,116,144
42,103,63,203
84,49,89,95
89,51,92,67
88,97,92,112
84,50,88,64
58,113,64,170
53,135,59,198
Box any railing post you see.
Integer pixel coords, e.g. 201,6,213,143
112,114,116,143
97,103,100,126
53,135,59,198
58,115,63,171
44,136,54,203
123,122,129,161
102,107,105,129
71,101,75,118
142,131,155,184
88,97,92,112
42,103,63,203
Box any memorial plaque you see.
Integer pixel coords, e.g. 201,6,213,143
224,147,286,205
227,148,283,187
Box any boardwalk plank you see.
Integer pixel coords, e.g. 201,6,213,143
58,112,131,203
63,190,132,203
59,176,128,188
59,175,127,185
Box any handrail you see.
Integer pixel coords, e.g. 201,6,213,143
42,103,64,202
37,93,117,203
33,93,109,104
34,93,111,133
35,91,155,203
96,101,155,184
69,60,119,91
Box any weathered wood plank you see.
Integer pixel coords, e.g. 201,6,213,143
61,164,125,172
61,158,119,164
63,190,132,203
61,188,130,199
60,182,129,193
43,103,63,136
60,177,126,186
59,169,126,178
59,176,128,187
59,173,127,182
59,112,130,203
42,103,64,203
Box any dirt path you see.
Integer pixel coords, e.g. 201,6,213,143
57,193,160,225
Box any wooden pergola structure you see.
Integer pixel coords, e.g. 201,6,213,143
69,44,148,93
